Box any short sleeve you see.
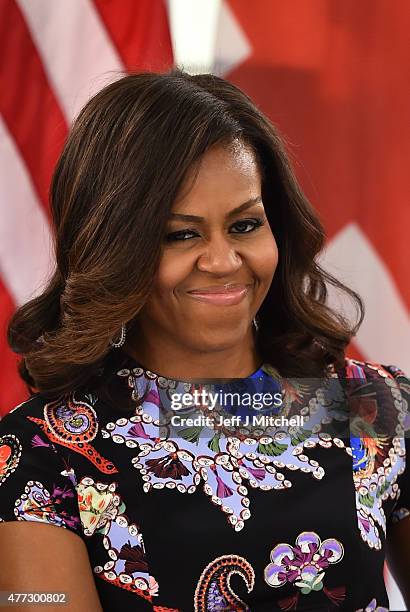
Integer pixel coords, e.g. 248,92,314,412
382,364,410,524
0,396,82,536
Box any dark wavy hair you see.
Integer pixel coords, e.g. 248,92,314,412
7,67,364,400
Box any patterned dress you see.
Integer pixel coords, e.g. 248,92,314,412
0,347,409,612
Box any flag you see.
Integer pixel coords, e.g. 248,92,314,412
0,0,173,415
215,0,410,370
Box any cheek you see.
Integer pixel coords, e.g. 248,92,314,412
254,234,279,282
151,253,190,298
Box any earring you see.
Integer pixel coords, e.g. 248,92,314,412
109,323,126,348
253,317,259,331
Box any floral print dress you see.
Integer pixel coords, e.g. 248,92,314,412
0,347,409,612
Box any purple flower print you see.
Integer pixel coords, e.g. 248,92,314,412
62,515,81,530
30,435,50,448
145,388,160,406
358,509,371,533
215,473,233,499
210,464,233,499
241,460,265,481
128,423,150,439
50,484,75,500
264,531,344,595
15,481,80,531
355,598,388,612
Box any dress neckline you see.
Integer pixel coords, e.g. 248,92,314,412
95,346,282,415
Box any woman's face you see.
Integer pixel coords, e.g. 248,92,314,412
135,140,278,356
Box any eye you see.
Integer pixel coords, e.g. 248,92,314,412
165,218,265,242
165,229,200,242
230,218,265,233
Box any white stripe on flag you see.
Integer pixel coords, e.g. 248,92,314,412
319,222,410,372
0,116,54,305
213,0,252,76
16,0,124,123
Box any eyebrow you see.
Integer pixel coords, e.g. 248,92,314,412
169,196,263,223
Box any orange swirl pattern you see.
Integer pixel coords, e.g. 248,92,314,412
27,416,117,474
194,554,255,612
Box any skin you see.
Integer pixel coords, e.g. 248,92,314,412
386,517,410,607
0,522,103,611
127,139,279,380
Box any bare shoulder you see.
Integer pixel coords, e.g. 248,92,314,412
0,521,103,611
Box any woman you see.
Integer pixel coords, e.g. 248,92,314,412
0,69,408,611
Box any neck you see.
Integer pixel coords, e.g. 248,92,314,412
123,326,262,380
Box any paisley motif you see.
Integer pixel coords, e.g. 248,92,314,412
194,554,255,611
27,394,117,474
44,397,98,443
0,434,22,487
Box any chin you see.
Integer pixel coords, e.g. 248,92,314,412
187,325,249,349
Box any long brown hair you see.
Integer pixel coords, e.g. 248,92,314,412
7,68,364,400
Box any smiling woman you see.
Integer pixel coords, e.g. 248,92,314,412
0,69,409,611
132,139,278,379
6,70,367,393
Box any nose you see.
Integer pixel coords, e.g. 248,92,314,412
196,234,242,275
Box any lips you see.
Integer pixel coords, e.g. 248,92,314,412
186,284,251,306
187,283,250,294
